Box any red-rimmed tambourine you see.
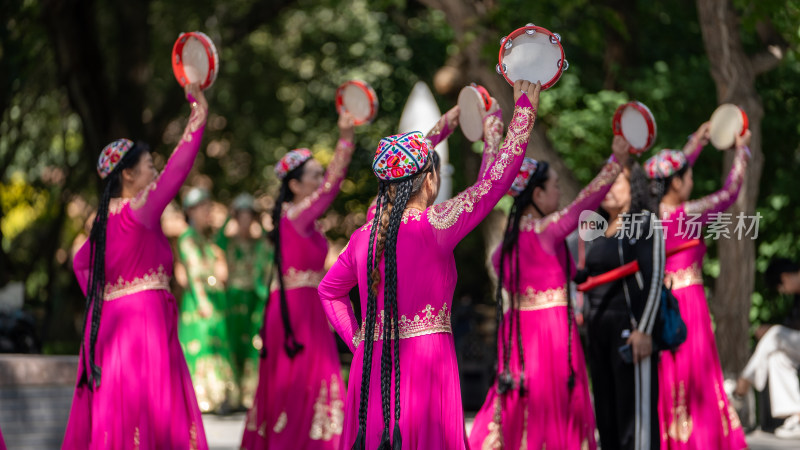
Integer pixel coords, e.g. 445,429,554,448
497,23,568,90
457,83,493,142
612,101,657,154
709,103,748,150
172,31,219,90
335,80,379,126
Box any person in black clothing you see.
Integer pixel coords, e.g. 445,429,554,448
582,158,664,450
735,258,800,439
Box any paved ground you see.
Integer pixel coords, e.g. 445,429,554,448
203,413,800,449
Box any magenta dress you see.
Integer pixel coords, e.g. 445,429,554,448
469,156,622,450
64,102,209,449
317,96,537,450
657,143,749,449
240,140,354,450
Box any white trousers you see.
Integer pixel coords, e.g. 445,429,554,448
741,325,800,417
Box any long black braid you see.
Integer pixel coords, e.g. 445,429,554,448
267,160,310,359
354,160,434,450
495,161,549,396
80,143,148,390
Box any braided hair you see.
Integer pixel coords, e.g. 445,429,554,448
80,142,149,390
352,159,435,450
267,160,310,359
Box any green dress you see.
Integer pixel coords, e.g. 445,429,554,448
216,222,274,409
177,226,238,413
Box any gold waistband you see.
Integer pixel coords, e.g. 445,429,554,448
665,263,703,291
104,265,171,301
516,286,568,311
353,304,451,349
271,267,325,291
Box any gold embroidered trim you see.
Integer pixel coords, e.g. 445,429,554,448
518,286,568,311
271,267,325,291
477,115,504,178
189,422,198,450
134,426,140,450
353,304,452,349
359,208,424,232
287,142,353,221
428,106,534,231
131,181,157,211
481,396,504,450
522,159,622,233
108,198,130,215
103,265,171,301
309,376,344,440
665,263,703,291
181,103,208,143
685,146,747,216
667,381,693,443
273,411,288,433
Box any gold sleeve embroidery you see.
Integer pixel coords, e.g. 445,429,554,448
428,106,535,230
426,116,447,143
532,159,622,233
287,141,352,221
130,181,157,211
181,103,208,143
479,115,505,178
684,147,747,216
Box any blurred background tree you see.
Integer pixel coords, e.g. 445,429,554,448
1,0,799,379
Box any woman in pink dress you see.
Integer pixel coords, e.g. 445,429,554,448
318,80,541,450
241,113,356,450
645,123,751,449
469,135,631,450
63,84,209,449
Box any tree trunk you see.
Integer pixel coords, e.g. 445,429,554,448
696,0,781,375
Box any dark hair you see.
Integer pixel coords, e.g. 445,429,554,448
352,159,436,450
493,161,582,398
766,258,800,292
599,158,656,221
267,159,311,359
650,163,690,204
80,142,149,390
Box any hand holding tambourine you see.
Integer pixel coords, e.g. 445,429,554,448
172,32,219,90
184,83,207,110
338,111,356,143
735,129,752,149
513,80,542,110
336,80,378,126
709,104,749,150
611,135,631,166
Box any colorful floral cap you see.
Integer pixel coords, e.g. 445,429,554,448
644,149,688,180
183,187,210,210
372,131,431,181
97,139,134,179
275,148,313,181
508,157,539,197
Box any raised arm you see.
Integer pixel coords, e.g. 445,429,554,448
130,85,208,229
683,134,750,224
286,114,356,233
317,237,360,353
683,122,710,166
476,110,505,179
425,106,459,148
426,81,540,248
536,137,627,242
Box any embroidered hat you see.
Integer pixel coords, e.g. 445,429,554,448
275,148,313,181
372,131,432,181
508,157,539,197
232,193,256,212
644,149,688,180
183,187,210,210
97,139,134,179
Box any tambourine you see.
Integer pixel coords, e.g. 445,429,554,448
335,80,379,126
612,101,657,154
457,83,493,142
172,32,219,90
497,23,568,90
709,104,748,150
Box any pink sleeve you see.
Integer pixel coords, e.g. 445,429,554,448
536,156,623,243
318,238,359,353
130,102,208,228
425,115,455,148
286,139,355,234
477,111,505,179
425,96,536,249
683,134,706,166
683,144,749,223
73,240,91,296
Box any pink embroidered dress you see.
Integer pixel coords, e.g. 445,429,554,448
318,95,537,450
657,142,749,448
64,102,209,449
469,156,622,450
240,140,354,450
